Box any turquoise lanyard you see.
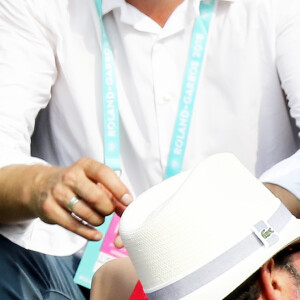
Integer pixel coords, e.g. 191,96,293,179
95,0,121,171
95,0,215,177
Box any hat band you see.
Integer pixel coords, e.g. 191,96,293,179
146,203,292,300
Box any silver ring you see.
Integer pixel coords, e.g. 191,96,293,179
67,196,80,212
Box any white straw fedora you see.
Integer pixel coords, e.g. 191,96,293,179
119,153,300,300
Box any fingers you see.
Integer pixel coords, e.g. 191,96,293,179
79,158,133,206
67,197,105,227
113,200,127,217
59,159,131,219
51,179,105,226
73,176,115,215
34,158,133,241
114,234,124,248
41,198,103,241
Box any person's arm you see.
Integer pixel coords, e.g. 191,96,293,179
90,257,138,300
0,160,132,241
0,1,132,241
264,183,300,218
259,0,300,216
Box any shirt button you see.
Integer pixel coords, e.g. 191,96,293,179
162,96,171,103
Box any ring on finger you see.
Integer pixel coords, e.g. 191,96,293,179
67,196,80,212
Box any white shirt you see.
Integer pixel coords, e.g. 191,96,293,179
0,0,300,255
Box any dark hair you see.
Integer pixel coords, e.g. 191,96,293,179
223,243,300,300
222,269,261,300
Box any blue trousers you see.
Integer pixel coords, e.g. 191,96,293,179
0,234,88,300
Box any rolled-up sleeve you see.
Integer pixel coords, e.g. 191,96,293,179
0,0,57,167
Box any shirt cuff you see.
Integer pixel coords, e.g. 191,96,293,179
0,149,50,168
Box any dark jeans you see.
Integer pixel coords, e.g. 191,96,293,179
0,234,89,300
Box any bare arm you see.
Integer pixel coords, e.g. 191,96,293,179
264,183,300,218
0,2,134,243
90,257,138,300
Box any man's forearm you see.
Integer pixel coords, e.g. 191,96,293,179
0,158,132,241
0,164,57,223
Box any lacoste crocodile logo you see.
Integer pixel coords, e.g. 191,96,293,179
261,228,274,239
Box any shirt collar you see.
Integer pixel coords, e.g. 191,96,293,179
102,0,236,16
102,0,129,15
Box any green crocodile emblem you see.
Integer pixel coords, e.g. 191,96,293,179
261,228,274,239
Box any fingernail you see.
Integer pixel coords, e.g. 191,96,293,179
94,232,102,241
114,235,124,248
121,193,133,206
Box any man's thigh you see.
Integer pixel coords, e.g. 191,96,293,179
0,234,87,300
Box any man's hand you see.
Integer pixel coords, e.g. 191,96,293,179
0,158,133,241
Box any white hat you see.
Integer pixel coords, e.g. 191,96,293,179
119,153,300,300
